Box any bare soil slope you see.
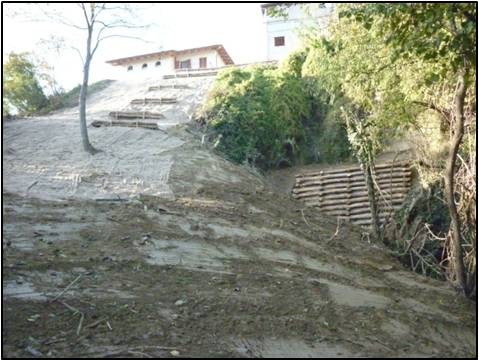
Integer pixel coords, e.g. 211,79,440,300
2,76,476,358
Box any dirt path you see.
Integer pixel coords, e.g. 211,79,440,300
2,76,476,358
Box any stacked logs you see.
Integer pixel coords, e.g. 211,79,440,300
293,161,412,227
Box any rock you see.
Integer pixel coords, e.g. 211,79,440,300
174,299,187,306
25,345,43,358
27,314,40,322
170,350,180,356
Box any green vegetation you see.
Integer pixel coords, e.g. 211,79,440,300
3,52,47,116
337,3,476,296
201,52,352,170
203,3,476,296
2,52,113,118
202,64,312,169
41,79,114,114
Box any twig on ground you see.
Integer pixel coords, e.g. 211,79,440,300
326,216,342,244
51,274,83,302
76,313,84,336
85,317,108,329
57,301,85,336
43,337,67,346
128,350,153,358
26,180,38,193
300,209,312,228
59,301,80,314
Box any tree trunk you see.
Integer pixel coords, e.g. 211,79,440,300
364,161,381,241
444,70,467,294
78,27,98,155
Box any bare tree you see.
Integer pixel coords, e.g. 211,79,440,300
36,3,149,154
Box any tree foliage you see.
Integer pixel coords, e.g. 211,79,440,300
202,64,316,170
299,3,476,295
3,52,48,115
341,2,476,297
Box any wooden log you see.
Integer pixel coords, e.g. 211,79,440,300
130,98,177,105
108,111,164,120
91,120,160,130
353,218,391,226
296,161,411,178
318,209,390,222
305,199,405,212
295,169,411,186
296,166,412,181
315,199,403,212
303,195,405,207
294,186,410,200
293,178,411,195
148,84,189,91
295,171,411,186
299,191,406,204
293,187,409,200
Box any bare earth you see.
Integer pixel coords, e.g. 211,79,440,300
2,76,476,358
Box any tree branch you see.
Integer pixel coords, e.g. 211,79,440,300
412,100,452,124
80,3,91,29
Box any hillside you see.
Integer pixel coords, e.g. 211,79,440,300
2,74,476,358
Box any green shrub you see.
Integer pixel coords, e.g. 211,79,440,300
202,65,314,169
3,52,48,115
279,48,309,78
201,46,354,170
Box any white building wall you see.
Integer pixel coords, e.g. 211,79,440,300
264,3,334,61
175,50,225,69
118,57,175,80
114,49,226,79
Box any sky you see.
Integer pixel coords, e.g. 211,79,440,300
3,3,266,91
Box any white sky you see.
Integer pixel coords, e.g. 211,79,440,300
3,3,266,90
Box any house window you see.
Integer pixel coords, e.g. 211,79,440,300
142,63,148,69
274,36,285,47
155,61,161,67
179,59,191,69
127,65,133,71
199,57,207,68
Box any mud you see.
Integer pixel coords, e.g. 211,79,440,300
2,75,476,358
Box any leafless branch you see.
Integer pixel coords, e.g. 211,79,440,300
80,3,91,29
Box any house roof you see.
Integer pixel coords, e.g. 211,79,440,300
106,44,234,66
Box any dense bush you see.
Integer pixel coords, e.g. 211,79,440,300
3,52,48,116
202,65,315,169
201,51,353,170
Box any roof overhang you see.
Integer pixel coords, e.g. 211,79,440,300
106,44,234,66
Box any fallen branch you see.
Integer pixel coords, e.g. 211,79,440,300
85,317,108,329
300,209,312,228
326,216,344,244
51,274,83,302
76,313,85,336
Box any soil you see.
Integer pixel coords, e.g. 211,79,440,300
2,75,476,358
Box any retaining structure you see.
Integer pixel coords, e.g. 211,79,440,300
293,161,412,227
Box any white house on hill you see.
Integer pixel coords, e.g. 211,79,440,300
261,3,334,61
106,44,234,77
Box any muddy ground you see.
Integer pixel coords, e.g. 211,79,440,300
2,76,477,358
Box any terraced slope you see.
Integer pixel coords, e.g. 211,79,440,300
2,74,476,358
